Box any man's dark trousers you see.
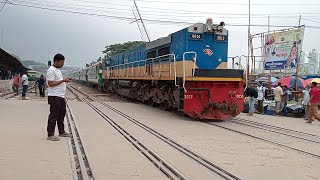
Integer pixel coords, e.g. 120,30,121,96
39,85,45,97
47,96,66,136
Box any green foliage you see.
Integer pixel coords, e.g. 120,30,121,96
102,41,144,57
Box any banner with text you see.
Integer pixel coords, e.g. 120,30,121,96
264,28,304,70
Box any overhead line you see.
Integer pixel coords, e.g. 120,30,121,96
7,1,320,29
10,0,320,16
0,0,8,13
12,0,320,20
302,18,320,24
132,0,320,5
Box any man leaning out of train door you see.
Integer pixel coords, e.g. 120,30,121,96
244,84,258,116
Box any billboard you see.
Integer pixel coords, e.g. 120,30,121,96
264,28,304,70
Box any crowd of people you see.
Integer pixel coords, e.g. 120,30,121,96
244,81,320,124
4,73,46,99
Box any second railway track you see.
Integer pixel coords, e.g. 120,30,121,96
67,84,241,180
231,117,320,144
205,120,320,160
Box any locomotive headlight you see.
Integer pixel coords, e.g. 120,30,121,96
207,25,212,31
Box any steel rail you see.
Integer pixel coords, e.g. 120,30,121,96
68,85,241,180
68,86,188,180
1,84,35,99
230,118,320,144
66,102,94,180
233,118,320,138
205,122,320,159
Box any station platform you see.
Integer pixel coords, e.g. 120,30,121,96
0,100,72,180
0,99,165,180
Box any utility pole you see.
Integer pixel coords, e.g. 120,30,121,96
132,9,144,42
133,0,150,42
295,15,302,93
246,0,251,86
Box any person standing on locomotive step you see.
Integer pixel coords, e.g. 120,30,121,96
46,54,72,141
21,72,29,100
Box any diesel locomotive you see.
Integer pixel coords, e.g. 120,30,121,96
72,19,244,120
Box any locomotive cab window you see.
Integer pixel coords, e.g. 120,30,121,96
158,46,170,56
147,50,156,59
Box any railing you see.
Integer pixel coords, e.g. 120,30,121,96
109,54,176,81
183,52,198,92
108,52,197,90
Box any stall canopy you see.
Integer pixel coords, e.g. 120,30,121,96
0,48,28,73
272,76,307,89
305,78,320,84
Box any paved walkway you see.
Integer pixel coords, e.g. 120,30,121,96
0,100,72,180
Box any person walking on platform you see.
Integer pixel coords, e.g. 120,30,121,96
307,82,320,124
21,73,29,100
46,54,72,141
244,84,258,116
302,85,310,120
37,75,45,97
274,82,283,116
282,86,291,117
12,73,20,95
257,82,266,114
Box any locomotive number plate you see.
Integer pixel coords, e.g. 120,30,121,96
214,35,227,41
189,33,203,40
235,95,244,99
184,95,193,99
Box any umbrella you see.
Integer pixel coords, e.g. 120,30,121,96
272,76,307,89
305,78,313,84
311,78,320,83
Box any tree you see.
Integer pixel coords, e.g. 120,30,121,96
102,41,144,57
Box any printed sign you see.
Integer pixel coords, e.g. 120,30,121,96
189,33,203,40
264,28,304,70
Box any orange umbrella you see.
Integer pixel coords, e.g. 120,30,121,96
311,78,320,83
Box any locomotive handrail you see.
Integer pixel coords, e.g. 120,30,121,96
109,54,176,80
182,52,197,92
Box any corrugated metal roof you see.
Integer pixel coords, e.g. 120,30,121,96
0,48,29,72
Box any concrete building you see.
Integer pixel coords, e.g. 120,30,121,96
299,51,308,75
307,49,319,74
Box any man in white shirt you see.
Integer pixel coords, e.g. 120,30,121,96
21,73,29,100
46,54,72,141
257,82,266,114
302,85,311,120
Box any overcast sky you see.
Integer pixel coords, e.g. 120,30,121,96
0,0,319,67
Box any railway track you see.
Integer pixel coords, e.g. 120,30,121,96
67,86,188,180
68,85,241,180
0,84,35,99
231,118,320,144
205,121,320,160
65,101,95,180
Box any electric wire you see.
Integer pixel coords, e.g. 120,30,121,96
13,0,320,21
3,0,320,29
